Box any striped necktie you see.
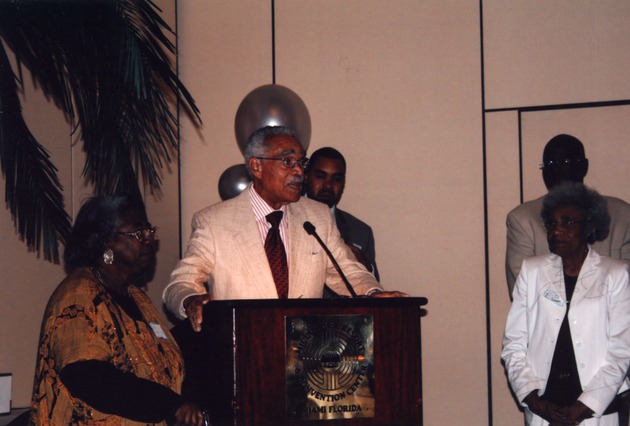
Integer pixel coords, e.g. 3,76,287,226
264,211,288,298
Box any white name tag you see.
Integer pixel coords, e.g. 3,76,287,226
149,322,168,339
544,289,565,307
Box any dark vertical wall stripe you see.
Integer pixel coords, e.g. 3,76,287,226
271,0,276,84
479,1,493,424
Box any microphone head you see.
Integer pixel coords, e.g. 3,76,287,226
303,221,316,235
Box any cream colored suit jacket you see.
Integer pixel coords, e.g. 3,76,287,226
163,189,381,319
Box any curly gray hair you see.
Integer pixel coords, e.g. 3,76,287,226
541,182,610,244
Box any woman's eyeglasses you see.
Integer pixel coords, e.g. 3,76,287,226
543,218,584,231
116,226,157,242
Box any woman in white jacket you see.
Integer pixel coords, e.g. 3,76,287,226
502,182,630,426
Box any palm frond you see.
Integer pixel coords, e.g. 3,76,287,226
0,0,201,261
0,45,71,262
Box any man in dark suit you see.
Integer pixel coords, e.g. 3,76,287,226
305,147,379,282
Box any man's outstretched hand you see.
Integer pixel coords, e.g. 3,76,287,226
184,294,213,332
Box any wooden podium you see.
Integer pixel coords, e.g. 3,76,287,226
172,297,427,426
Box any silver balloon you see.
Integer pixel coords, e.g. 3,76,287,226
218,164,251,201
234,84,311,155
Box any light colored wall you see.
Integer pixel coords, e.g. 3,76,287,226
2,1,630,425
483,0,630,108
485,1,630,424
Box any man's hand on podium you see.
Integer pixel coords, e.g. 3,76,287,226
182,289,408,333
184,294,213,332
173,401,208,426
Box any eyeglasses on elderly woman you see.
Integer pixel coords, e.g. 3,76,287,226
116,225,157,242
543,218,586,232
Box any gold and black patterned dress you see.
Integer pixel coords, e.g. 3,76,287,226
29,267,184,425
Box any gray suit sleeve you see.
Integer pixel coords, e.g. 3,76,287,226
505,210,536,298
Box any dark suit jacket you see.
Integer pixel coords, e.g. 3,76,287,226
335,208,379,281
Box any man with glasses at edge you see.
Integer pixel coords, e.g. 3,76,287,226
164,125,406,332
505,133,630,300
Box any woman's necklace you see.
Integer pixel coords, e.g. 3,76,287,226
90,266,127,297
90,266,144,332
91,266,107,287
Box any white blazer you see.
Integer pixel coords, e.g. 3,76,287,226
502,248,630,424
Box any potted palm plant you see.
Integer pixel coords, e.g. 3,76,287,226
0,0,200,263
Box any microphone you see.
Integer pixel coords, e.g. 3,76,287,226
303,221,358,297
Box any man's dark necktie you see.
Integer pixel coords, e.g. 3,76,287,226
265,211,288,298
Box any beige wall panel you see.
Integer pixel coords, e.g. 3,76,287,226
178,0,272,246
484,0,630,109
276,1,487,424
521,106,630,203
485,111,524,425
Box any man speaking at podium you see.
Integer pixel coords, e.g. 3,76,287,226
163,126,406,331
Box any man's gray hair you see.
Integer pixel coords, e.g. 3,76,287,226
244,126,299,173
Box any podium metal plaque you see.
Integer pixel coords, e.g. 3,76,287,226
286,314,375,421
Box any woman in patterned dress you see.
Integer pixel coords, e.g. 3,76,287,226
30,195,206,425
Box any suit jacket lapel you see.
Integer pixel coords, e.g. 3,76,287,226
572,247,599,306
287,202,313,297
542,248,599,308
335,209,348,238
540,255,567,308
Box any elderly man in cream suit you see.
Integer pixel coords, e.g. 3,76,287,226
164,126,405,331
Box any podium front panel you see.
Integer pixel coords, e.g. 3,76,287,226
286,314,375,420
173,297,426,426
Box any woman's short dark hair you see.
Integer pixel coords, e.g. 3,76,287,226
541,182,610,244
63,194,145,273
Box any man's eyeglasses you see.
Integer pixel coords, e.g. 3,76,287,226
539,158,584,170
255,156,309,169
543,218,585,231
116,226,158,242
